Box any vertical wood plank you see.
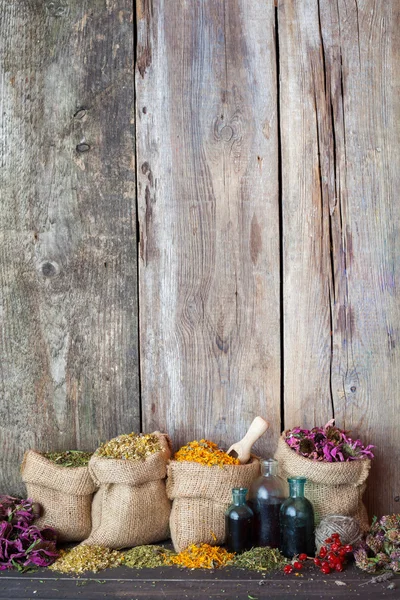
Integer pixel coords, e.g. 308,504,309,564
136,0,281,455
0,0,139,494
280,0,400,517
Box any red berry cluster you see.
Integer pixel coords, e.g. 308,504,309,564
283,533,353,575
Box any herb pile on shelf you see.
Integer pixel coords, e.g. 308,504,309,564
285,419,374,462
96,432,162,461
42,450,92,468
231,547,287,572
0,495,59,572
123,545,174,568
174,439,240,466
49,544,123,574
165,543,234,569
354,514,400,573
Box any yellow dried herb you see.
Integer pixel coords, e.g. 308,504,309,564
174,439,240,466
49,545,124,574
96,432,161,461
165,543,234,569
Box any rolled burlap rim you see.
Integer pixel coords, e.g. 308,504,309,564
89,432,172,487
21,450,96,495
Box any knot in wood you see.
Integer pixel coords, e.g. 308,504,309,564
45,0,69,17
76,143,90,153
220,125,234,142
214,116,236,144
40,261,60,278
74,108,87,119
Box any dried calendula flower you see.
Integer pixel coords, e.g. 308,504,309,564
42,450,93,468
123,545,175,568
174,439,240,466
165,543,234,569
96,433,162,461
49,544,124,574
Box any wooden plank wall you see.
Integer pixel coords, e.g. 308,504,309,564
0,0,398,518
0,0,139,495
280,0,400,518
136,0,281,456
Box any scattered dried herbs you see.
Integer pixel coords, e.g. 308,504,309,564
285,420,374,462
0,496,59,571
174,440,240,466
96,433,162,461
230,547,288,573
42,451,93,468
355,514,400,574
49,545,123,574
165,543,234,569
123,545,175,568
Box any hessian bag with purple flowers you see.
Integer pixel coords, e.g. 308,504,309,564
274,432,371,532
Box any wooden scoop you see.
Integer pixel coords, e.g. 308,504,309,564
227,416,269,464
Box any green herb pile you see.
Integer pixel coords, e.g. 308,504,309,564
230,547,288,572
123,545,175,568
43,451,92,468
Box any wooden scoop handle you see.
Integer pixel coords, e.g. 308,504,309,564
240,416,269,449
227,416,269,463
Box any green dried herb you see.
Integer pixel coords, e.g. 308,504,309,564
96,433,162,461
123,545,175,568
49,545,123,574
43,451,92,468
230,547,288,573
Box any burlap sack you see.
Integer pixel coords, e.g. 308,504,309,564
167,458,260,552
274,433,371,532
21,450,96,542
84,431,171,549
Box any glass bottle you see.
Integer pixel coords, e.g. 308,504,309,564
280,476,315,558
248,458,286,548
225,487,254,553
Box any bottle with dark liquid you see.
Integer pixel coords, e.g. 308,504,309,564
248,458,285,548
280,476,315,558
225,487,254,553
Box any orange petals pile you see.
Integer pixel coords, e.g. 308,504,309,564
165,543,234,569
173,439,240,466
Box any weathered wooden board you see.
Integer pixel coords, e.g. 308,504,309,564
280,0,400,517
1,562,399,600
0,0,139,494
136,0,281,454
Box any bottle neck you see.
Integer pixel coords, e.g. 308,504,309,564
232,488,248,506
288,478,306,498
261,459,278,477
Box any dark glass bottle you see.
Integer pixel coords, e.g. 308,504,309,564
280,477,315,558
248,458,285,548
225,487,254,553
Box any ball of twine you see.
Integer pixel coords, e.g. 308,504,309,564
315,515,361,550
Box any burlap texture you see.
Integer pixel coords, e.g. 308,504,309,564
84,432,171,549
21,450,96,542
167,458,260,552
274,433,371,532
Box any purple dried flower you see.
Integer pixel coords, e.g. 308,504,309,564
354,548,377,573
390,560,400,573
285,420,374,462
0,496,59,572
366,533,383,554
